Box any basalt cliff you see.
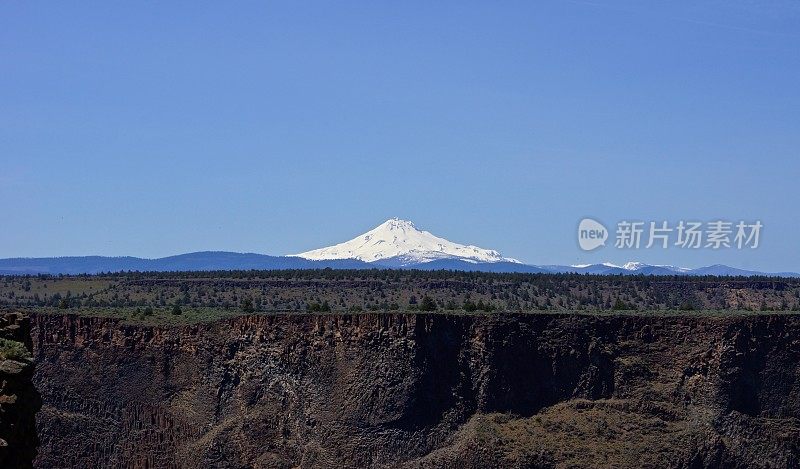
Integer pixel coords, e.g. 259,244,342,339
0,312,39,468
26,312,800,468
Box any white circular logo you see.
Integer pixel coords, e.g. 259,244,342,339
578,218,608,251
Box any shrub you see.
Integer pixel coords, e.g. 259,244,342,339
419,296,437,311
307,300,332,313
240,298,255,313
612,299,631,310
0,338,30,361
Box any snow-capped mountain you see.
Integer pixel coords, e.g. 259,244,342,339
569,261,688,273
294,218,520,266
622,262,690,273
550,261,697,275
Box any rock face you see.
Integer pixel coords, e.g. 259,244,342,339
0,312,40,468
30,312,800,468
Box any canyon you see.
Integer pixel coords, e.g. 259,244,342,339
25,311,800,468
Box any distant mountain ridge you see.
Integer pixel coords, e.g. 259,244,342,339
0,252,372,275
0,252,796,277
1,218,796,277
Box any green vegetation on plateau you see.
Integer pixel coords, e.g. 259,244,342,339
1,269,799,324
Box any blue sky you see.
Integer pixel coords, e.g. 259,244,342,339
2,1,799,271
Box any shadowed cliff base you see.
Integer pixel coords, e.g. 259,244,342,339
27,311,800,468
0,313,40,468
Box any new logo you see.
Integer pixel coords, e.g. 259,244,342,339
578,218,608,251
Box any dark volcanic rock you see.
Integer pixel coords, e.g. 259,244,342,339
0,312,40,468
30,312,800,468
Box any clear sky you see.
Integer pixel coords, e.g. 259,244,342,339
2,1,799,271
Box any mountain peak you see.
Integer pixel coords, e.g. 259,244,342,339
377,218,417,231
294,219,519,265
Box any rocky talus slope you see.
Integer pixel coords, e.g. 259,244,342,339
30,312,800,468
0,312,39,468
